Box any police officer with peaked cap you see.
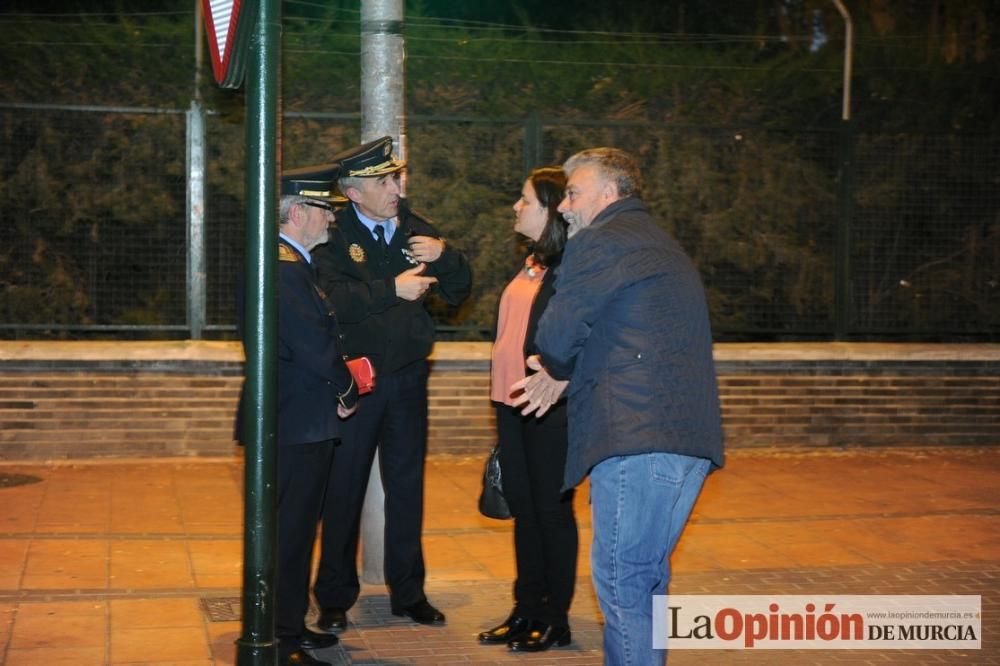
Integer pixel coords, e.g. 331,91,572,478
236,164,358,666
310,136,472,631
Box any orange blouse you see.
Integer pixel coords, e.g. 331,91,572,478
490,257,547,406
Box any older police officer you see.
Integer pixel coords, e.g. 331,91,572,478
237,165,358,666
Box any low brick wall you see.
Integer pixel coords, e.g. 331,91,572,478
714,344,1000,447
0,341,997,460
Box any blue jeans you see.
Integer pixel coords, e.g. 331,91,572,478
589,452,711,666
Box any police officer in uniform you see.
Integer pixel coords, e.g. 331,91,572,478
236,165,358,666
310,136,472,631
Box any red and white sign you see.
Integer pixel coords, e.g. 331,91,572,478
201,0,255,88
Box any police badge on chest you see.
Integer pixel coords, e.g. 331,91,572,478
348,243,366,263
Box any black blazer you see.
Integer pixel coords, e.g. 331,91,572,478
493,252,567,418
236,240,358,446
312,199,472,375
524,254,561,359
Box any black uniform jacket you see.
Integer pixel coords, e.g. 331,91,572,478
236,240,359,446
311,199,472,375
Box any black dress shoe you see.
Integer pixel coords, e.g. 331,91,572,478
316,607,348,632
391,599,446,625
508,622,571,652
478,613,531,644
298,629,339,650
284,649,331,666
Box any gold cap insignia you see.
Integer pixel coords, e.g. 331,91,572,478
348,243,366,263
337,136,407,177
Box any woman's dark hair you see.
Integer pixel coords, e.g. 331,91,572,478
528,166,568,268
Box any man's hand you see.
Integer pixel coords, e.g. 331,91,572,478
407,235,445,263
509,355,569,417
337,402,358,419
394,263,438,301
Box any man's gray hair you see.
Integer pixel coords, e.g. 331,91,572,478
279,195,310,225
563,147,643,198
338,174,367,197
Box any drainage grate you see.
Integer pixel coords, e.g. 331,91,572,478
0,473,43,488
200,596,241,622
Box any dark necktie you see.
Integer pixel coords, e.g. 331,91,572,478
373,223,388,262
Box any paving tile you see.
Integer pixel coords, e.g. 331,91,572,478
424,534,493,580
0,539,28,589
21,538,109,589
110,626,212,663
453,531,518,579
34,471,112,533
8,609,106,649
186,539,241,588
181,522,241,537
771,540,875,567
3,646,106,664
14,600,106,618
35,497,112,532
110,514,183,533
109,540,195,589
678,526,798,570
113,662,215,666
180,498,242,525
0,602,14,651
1,448,999,664
0,480,44,532
110,597,203,628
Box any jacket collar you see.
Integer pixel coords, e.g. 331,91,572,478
587,195,646,231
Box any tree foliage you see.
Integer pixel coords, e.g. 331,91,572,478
0,1,996,339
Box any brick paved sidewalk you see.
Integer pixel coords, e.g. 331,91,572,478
1,446,997,664
309,561,997,665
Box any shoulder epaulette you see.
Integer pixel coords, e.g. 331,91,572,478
278,244,300,263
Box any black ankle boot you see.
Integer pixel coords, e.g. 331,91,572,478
478,613,531,644
508,622,571,651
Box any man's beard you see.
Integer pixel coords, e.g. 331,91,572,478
566,216,583,238
308,229,330,250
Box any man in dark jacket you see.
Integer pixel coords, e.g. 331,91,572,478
513,147,724,665
311,137,472,631
236,165,359,666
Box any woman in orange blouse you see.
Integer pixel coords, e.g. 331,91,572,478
478,167,577,652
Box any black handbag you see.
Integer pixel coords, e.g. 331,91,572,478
478,442,511,519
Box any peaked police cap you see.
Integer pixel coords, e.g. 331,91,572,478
280,163,347,203
334,136,406,178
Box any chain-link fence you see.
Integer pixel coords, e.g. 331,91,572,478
1,103,997,341
1,105,189,336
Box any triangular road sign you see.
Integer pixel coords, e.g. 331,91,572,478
201,0,258,89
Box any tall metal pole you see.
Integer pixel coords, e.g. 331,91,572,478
237,0,280,663
831,0,853,124
832,0,854,339
193,0,204,102
360,0,405,147
358,0,405,584
187,0,207,339
186,101,207,339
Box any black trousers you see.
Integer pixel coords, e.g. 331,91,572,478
315,360,430,611
495,402,578,626
275,439,336,659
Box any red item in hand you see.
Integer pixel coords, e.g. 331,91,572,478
346,356,376,395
